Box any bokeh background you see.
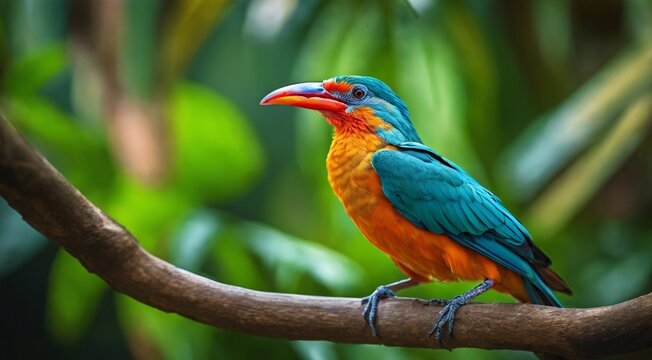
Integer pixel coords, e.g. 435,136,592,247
1,0,651,359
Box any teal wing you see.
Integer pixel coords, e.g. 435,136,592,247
371,142,561,306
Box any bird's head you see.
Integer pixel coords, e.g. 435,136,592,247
261,75,421,143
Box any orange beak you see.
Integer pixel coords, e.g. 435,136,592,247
260,82,347,112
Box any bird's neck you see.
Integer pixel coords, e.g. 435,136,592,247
322,108,421,145
321,111,375,134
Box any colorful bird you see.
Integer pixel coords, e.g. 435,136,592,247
260,76,571,341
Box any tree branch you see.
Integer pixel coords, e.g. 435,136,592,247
0,115,650,359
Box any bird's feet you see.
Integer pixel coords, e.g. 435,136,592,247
425,279,494,344
361,285,396,337
427,295,464,343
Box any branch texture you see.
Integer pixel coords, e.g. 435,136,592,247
1,116,651,359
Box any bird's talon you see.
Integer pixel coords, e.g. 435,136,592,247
427,297,463,343
361,285,396,337
428,323,445,346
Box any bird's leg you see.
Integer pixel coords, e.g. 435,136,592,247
427,279,494,343
361,278,420,337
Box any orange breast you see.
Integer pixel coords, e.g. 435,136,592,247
326,133,529,302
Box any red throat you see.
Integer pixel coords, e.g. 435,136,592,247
322,112,373,134
322,107,389,135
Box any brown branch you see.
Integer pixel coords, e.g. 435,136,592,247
0,115,651,359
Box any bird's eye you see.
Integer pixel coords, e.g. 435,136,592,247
351,87,366,100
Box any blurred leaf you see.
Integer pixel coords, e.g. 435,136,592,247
239,222,363,294
212,227,265,289
105,177,192,253
47,250,106,344
0,200,47,277
117,295,216,360
70,45,105,128
532,0,571,72
160,0,231,84
396,24,486,179
501,45,652,199
4,0,68,57
120,0,162,99
292,341,337,360
627,0,652,42
526,94,652,239
292,0,357,81
445,2,500,163
6,95,99,153
169,81,264,202
244,0,299,42
3,43,67,95
0,16,5,64
342,344,412,360
581,251,652,306
5,96,114,199
329,3,382,76
171,208,224,272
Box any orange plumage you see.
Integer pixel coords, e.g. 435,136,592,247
326,129,530,302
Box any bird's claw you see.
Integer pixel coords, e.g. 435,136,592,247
425,279,493,344
361,285,396,337
427,296,463,344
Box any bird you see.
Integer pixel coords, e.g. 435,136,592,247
260,75,571,342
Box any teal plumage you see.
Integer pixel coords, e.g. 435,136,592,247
372,143,563,306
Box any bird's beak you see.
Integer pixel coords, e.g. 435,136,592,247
260,82,347,112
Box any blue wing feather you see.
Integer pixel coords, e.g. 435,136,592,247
371,143,560,306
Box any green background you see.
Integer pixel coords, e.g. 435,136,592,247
1,0,651,359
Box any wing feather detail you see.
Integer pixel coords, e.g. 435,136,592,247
371,144,537,265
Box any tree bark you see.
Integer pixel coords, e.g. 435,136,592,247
0,115,650,359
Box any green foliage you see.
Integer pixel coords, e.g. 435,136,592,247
239,222,364,294
105,178,192,252
121,0,161,99
117,295,217,360
171,208,225,272
3,43,67,96
170,82,264,202
47,251,106,344
525,95,652,238
502,45,652,201
5,95,115,200
1,1,652,359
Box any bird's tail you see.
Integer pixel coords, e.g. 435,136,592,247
536,265,572,294
524,265,572,307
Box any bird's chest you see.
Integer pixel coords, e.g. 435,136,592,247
325,134,467,282
326,134,434,272
326,134,386,217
